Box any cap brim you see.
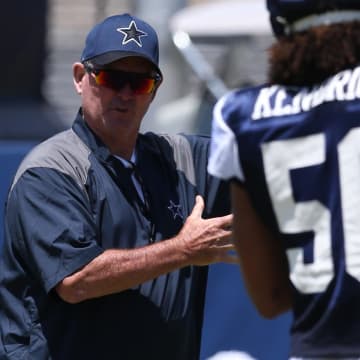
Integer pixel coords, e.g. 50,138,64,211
87,51,162,76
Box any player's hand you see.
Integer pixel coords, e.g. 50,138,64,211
176,195,237,266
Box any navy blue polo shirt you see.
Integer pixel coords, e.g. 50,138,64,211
0,111,229,360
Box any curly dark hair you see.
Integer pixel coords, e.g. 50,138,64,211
267,21,360,86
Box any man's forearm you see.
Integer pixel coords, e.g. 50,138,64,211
55,237,189,303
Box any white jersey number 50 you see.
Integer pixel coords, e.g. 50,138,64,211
261,128,360,294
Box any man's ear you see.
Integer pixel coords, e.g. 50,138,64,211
73,62,86,95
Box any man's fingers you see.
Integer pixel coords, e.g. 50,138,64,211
214,232,233,245
219,213,233,228
213,242,234,250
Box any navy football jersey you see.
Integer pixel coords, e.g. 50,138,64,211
208,66,360,357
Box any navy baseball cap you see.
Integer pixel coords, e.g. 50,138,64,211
81,13,162,76
267,0,360,36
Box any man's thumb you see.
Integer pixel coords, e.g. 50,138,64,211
192,195,205,218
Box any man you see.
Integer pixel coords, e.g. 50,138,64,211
0,13,235,360
208,0,360,358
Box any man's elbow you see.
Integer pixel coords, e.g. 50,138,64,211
55,278,87,304
256,302,289,319
254,290,292,319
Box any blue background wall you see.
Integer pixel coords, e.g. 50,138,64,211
0,142,37,252
201,263,292,359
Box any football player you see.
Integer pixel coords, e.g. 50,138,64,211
208,0,360,358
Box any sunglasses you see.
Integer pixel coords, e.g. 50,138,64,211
86,67,162,95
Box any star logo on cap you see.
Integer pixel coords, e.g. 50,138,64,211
167,200,183,220
117,20,148,47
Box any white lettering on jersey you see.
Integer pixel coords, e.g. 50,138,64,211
262,128,360,293
262,134,333,293
252,67,360,120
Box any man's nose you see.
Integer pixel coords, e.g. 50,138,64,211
115,82,135,99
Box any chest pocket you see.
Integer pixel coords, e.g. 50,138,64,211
85,159,151,249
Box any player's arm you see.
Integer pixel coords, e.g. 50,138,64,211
230,181,292,318
56,195,236,303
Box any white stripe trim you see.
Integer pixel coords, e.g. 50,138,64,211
208,92,245,182
286,10,360,34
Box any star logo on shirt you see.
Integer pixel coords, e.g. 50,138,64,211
117,20,148,47
167,200,183,220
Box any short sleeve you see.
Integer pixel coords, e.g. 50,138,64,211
5,167,104,293
208,93,245,182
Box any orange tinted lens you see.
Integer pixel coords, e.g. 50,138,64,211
94,70,156,94
131,77,155,94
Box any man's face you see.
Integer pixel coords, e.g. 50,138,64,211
73,56,160,148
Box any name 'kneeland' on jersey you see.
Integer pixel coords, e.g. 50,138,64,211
251,66,360,120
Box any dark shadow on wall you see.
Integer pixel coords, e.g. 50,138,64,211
0,0,66,141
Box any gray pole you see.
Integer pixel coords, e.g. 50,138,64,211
133,0,186,48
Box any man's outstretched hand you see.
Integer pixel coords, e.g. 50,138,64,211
176,195,237,266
